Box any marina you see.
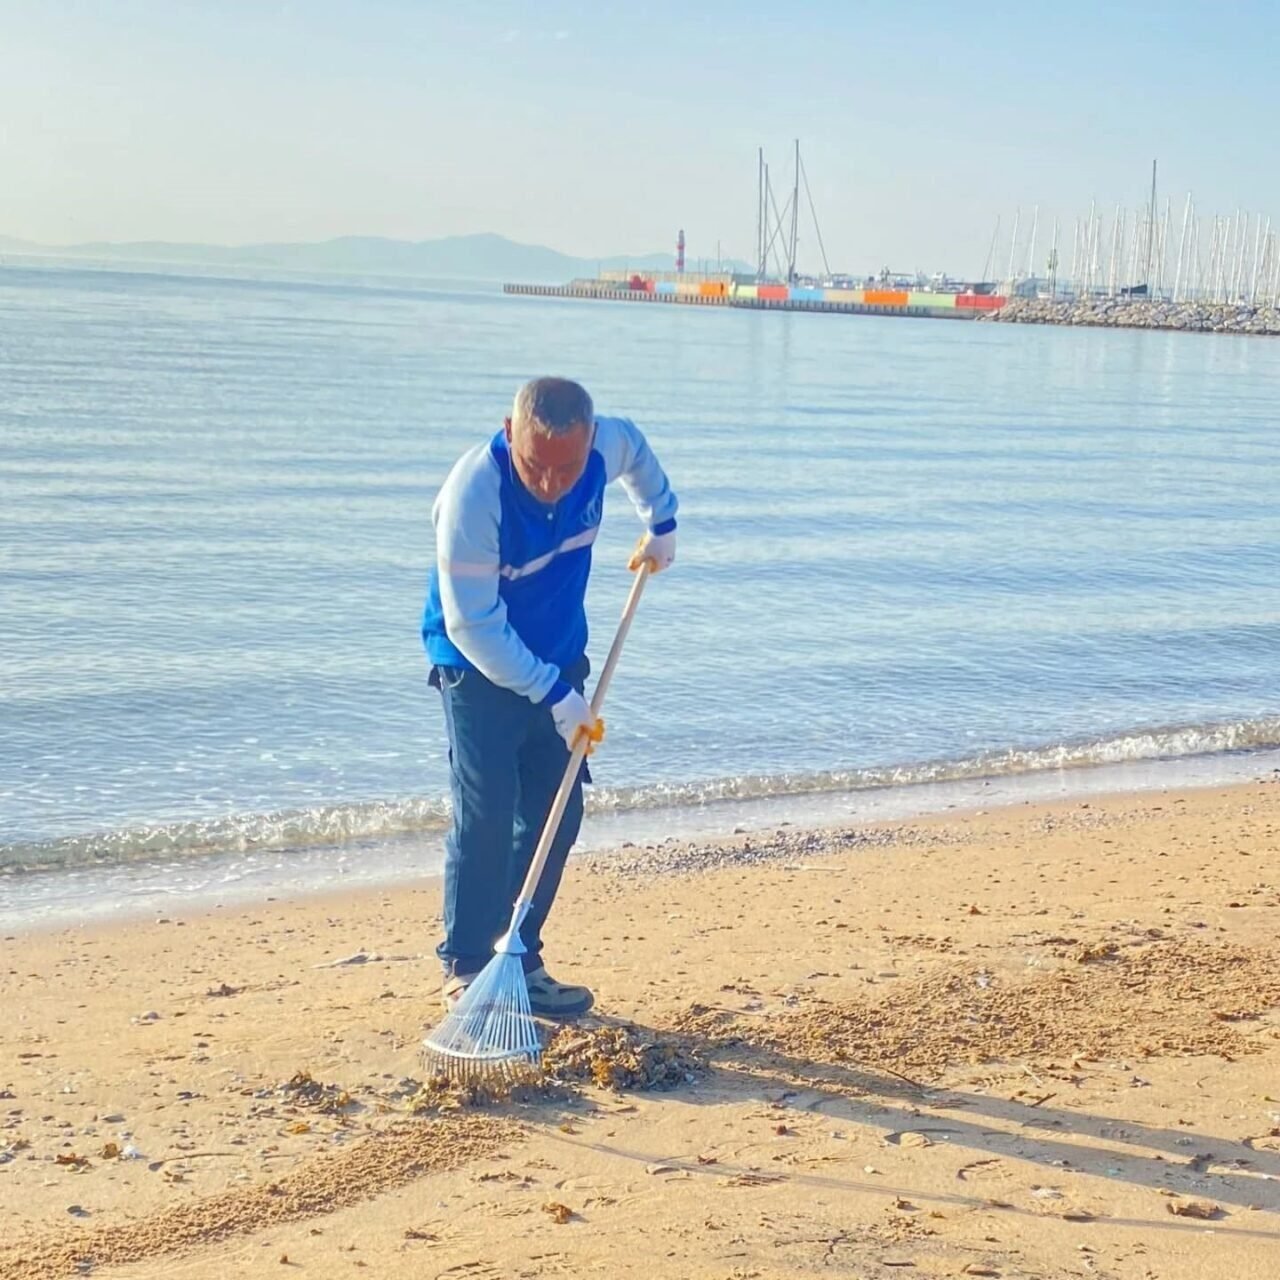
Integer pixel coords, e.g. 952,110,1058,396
505,143,1007,322
505,147,1280,337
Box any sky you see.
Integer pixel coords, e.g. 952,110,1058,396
3,0,1279,277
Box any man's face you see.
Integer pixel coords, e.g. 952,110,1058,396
504,417,592,504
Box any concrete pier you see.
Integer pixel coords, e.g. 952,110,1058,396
503,283,724,306
503,282,977,320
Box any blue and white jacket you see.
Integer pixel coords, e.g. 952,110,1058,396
422,417,678,705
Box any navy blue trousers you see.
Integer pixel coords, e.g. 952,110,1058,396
432,657,588,978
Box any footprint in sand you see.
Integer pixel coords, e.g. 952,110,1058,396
551,1172,647,1208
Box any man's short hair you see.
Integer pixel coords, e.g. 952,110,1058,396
512,377,594,438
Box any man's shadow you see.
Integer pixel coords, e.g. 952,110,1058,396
543,1013,1280,1235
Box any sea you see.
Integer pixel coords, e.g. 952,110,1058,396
3,261,1279,929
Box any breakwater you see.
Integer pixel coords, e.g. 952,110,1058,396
985,296,1280,336
505,282,725,307
504,279,998,320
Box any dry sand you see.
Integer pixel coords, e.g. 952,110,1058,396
3,779,1279,1279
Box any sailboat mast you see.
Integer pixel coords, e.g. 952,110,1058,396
1250,216,1266,303
788,139,800,282
756,147,765,281
1048,217,1059,298
1144,159,1157,286
1174,192,1192,303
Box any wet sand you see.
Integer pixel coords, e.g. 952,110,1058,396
3,779,1279,1278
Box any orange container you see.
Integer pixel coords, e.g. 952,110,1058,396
864,289,908,306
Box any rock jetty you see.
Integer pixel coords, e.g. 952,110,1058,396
984,296,1280,335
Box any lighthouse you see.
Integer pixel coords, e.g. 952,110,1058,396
676,229,685,274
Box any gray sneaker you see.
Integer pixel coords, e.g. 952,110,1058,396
441,972,472,1013
525,965,594,1019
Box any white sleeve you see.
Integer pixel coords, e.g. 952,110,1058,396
593,416,679,528
433,448,562,703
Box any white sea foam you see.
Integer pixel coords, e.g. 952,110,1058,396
6,715,1278,875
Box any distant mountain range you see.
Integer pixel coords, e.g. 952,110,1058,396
0,232,749,282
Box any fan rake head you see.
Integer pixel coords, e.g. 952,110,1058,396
421,952,544,1084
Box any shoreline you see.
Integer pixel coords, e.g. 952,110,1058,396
5,740,1280,935
2,779,1278,1278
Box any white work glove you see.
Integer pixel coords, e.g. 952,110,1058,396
550,688,604,753
628,527,676,573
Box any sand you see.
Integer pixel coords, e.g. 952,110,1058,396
3,779,1279,1278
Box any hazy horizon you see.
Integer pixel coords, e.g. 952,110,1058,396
5,1,1280,279
0,230,761,288
0,228,681,257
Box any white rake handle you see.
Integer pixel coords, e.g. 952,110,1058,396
512,560,651,915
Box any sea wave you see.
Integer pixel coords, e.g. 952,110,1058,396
0,796,452,875
4,713,1278,875
585,713,1280,811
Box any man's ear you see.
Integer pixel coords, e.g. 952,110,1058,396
503,416,514,444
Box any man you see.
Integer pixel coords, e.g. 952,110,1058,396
422,377,678,1016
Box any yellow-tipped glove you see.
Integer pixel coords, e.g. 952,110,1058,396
627,527,677,573
550,688,605,754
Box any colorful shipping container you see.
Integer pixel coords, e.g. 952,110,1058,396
529,276,1004,315
908,292,957,309
864,289,909,307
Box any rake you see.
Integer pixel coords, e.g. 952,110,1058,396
422,560,652,1081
